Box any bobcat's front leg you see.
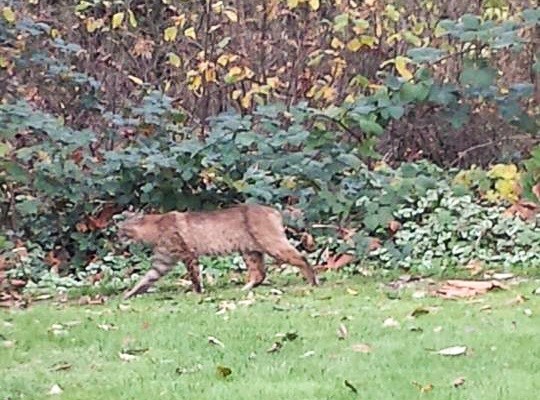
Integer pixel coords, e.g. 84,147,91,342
123,247,175,300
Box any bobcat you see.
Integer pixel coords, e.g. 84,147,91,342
117,204,319,299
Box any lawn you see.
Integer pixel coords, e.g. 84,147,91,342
1,274,539,400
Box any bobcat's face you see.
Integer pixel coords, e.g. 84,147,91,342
117,212,153,244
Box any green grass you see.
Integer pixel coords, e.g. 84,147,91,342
1,275,539,400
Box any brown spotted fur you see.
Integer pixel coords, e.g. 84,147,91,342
118,204,318,299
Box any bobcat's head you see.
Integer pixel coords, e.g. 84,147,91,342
117,211,163,245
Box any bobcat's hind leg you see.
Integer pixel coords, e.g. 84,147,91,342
183,256,203,293
269,243,319,286
241,251,266,291
123,248,175,300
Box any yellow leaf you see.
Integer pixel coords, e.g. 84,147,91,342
287,0,300,9
184,27,196,40
167,52,182,68
320,85,336,101
205,67,217,83
330,37,344,49
128,10,137,28
188,74,202,92
394,56,413,81
229,66,243,77
112,12,124,29
360,35,377,48
266,76,280,89
231,89,242,100
217,54,230,67
495,179,518,202
50,28,59,39
243,67,254,79
488,164,518,180
240,92,252,109
223,9,238,22
346,38,362,52
344,94,355,103
163,26,178,42
2,7,15,23
128,75,144,85
86,17,104,33
0,56,8,68
309,0,320,11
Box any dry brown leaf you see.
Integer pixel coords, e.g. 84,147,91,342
300,232,316,251
465,259,483,276
388,220,401,234
530,183,540,201
315,253,355,271
434,280,506,299
503,201,538,221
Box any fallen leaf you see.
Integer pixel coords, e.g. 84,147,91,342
436,345,467,356
337,323,348,340
344,379,358,393
503,201,538,221
410,307,430,317
383,317,400,328
175,364,202,375
388,220,401,233
48,384,63,395
316,253,354,271
532,183,540,201
50,362,72,372
465,259,483,276
346,287,358,296
433,326,443,333
453,376,466,388
216,365,232,378
524,308,532,317
267,341,282,353
507,294,528,305
533,287,540,296
492,273,514,281
434,280,506,299
351,343,372,353
412,381,433,393
208,336,225,348
97,323,117,331
118,352,138,362
300,350,315,358
2,340,15,348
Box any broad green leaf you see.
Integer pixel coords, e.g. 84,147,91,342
462,14,480,30
460,65,496,89
357,118,384,136
407,47,445,63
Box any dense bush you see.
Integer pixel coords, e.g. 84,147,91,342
1,3,539,293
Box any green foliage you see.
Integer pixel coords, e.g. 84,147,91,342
369,188,540,270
